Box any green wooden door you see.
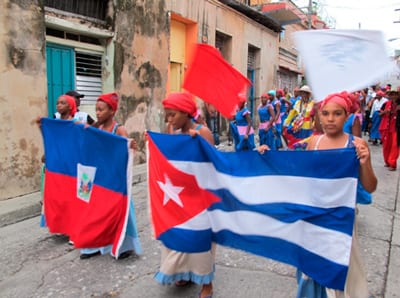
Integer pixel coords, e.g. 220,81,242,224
46,43,75,116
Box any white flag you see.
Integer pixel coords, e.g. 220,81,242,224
292,29,396,102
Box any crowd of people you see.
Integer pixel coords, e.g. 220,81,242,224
225,84,400,174
38,83,400,297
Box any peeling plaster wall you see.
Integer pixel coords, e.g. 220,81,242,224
114,0,169,164
0,0,47,200
168,0,279,98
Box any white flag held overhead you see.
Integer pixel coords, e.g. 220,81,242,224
292,30,396,102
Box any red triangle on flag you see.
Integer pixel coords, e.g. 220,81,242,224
148,137,220,238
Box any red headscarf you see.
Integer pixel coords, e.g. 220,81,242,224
162,92,197,117
97,92,119,112
376,90,386,98
320,91,352,113
276,89,284,98
61,95,77,116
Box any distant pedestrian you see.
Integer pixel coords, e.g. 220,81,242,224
369,91,387,145
283,85,314,148
379,90,399,171
257,93,275,149
205,103,220,146
233,100,255,151
65,90,95,125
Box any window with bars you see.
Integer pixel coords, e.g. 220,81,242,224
44,0,109,20
215,31,232,62
75,52,102,104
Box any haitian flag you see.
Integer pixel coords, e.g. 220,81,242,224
41,118,133,257
147,131,359,290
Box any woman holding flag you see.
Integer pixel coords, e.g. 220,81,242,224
156,92,215,298
79,92,141,260
297,91,377,297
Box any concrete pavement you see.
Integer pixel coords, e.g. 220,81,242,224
0,140,400,297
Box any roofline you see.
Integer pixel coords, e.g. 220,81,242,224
218,0,283,33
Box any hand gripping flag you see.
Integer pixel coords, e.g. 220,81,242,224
41,118,134,257
183,43,252,118
147,131,359,290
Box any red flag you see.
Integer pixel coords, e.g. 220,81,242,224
183,44,251,118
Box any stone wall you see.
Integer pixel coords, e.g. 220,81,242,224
114,0,169,164
0,0,47,200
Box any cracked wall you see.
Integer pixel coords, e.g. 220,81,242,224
0,0,47,200
114,0,169,164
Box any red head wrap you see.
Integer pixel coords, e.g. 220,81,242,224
97,92,119,112
276,89,284,98
320,91,352,113
162,92,197,117
376,90,386,98
61,95,77,116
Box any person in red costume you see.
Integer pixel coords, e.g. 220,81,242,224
378,90,399,171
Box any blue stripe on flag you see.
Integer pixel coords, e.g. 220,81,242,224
41,118,129,194
213,229,347,290
147,131,359,179
158,228,212,253
209,196,354,236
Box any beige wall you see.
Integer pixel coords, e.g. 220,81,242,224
279,23,304,73
0,0,47,200
167,0,279,101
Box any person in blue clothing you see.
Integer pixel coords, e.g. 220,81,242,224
79,92,141,260
234,100,255,151
257,93,276,149
369,90,387,145
297,91,377,298
266,89,282,149
343,92,362,137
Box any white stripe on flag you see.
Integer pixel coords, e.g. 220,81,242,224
171,161,357,209
178,209,351,266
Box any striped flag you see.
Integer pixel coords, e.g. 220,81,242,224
41,118,133,257
147,131,359,290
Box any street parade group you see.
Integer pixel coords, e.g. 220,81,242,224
37,81,400,298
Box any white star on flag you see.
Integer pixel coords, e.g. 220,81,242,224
157,174,184,207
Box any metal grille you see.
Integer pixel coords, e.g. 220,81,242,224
44,0,108,20
247,48,256,70
215,34,225,52
75,52,102,104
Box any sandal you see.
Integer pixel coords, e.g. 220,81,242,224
175,280,190,287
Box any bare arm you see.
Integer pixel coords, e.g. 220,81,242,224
267,106,275,129
188,126,215,146
116,125,138,150
353,137,377,193
351,116,362,137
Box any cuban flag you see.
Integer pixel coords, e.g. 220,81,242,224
41,118,133,257
147,131,359,290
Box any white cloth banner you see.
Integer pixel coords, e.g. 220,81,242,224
292,29,397,102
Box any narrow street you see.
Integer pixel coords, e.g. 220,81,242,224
0,141,399,298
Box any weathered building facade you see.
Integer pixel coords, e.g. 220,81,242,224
1,0,169,200
1,0,290,200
